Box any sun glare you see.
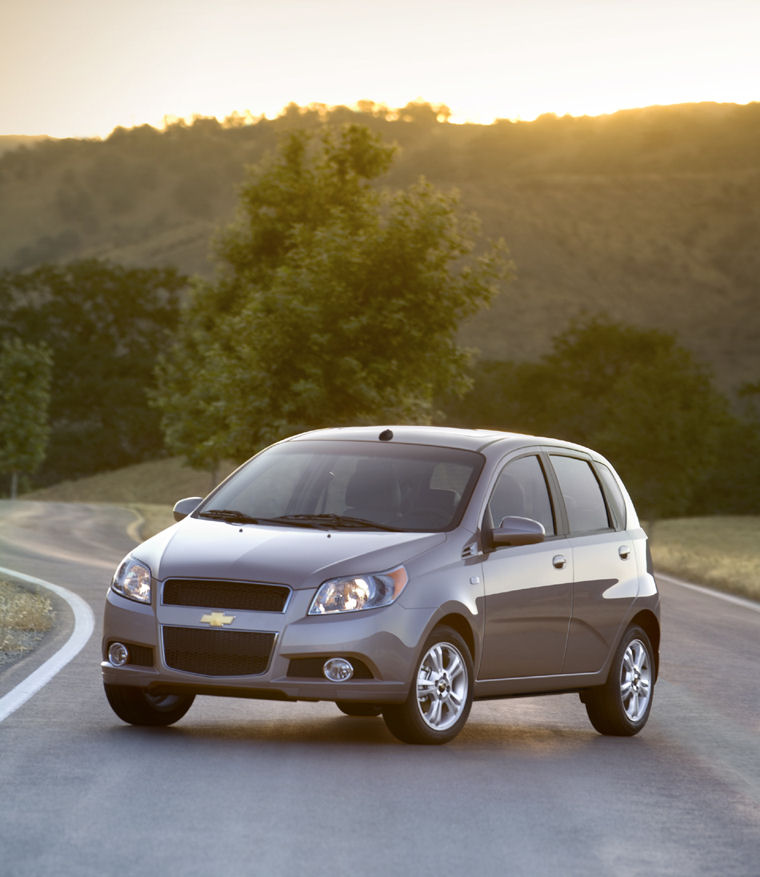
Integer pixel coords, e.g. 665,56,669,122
1,0,758,138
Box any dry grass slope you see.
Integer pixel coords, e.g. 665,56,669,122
0,579,54,664
23,457,238,539
649,517,760,601
25,457,237,505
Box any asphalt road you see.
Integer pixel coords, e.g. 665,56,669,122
1,500,758,876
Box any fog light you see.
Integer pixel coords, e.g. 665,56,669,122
108,642,129,667
323,657,354,682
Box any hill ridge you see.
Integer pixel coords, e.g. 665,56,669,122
1,101,758,388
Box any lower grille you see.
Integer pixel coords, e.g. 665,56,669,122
163,627,275,676
105,641,153,668
287,657,373,679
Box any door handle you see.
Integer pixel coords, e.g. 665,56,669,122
618,545,631,560
552,554,567,569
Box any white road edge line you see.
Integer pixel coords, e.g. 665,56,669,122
0,566,95,723
657,571,760,613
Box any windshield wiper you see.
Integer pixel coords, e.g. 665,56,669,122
197,508,264,524
197,510,399,531
268,513,400,532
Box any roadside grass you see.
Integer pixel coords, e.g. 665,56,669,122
648,517,760,602
0,579,54,663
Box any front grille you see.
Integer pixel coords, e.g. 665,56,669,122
163,627,275,676
163,579,290,612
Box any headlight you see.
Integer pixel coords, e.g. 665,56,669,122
309,566,408,615
111,556,152,604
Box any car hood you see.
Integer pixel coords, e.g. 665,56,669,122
135,516,446,589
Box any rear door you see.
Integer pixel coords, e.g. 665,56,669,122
547,454,637,674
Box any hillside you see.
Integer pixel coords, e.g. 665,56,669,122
24,457,237,505
1,102,759,389
22,457,237,539
0,135,49,156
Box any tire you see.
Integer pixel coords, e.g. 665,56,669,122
336,702,383,717
383,626,473,745
582,625,655,736
104,683,195,727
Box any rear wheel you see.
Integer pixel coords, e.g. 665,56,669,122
104,683,195,727
582,625,655,736
336,702,383,717
383,626,473,745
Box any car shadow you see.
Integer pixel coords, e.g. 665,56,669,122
104,710,641,755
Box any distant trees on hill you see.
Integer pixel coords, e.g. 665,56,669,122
2,101,759,260
3,100,758,194
0,103,758,512
0,100,758,390
443,318,760,518
0,260,186,486
0,338,52,497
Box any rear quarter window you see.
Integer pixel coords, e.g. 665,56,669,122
595,463,627,530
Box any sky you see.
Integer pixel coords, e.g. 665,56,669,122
2,0,759,138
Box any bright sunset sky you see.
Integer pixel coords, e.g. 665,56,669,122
2,0,758,138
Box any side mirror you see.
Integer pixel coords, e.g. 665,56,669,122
173,496,203,522
489,516,546,548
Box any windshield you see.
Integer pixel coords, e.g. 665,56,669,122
199,440,483,532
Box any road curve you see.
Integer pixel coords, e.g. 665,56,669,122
0,566,94,723
1,500,758,876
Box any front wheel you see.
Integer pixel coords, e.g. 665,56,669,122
383,626,473,745
582,625,655,736
104,683,195,727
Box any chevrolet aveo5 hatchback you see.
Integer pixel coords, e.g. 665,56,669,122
102,426,660,744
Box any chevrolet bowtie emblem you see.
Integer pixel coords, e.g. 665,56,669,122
200,611,235,628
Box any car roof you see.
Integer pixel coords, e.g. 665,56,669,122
282,425,595,457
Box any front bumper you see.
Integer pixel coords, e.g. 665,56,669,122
101,585,431,704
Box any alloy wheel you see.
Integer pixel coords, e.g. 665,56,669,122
415,641,469,731
620,638,652,723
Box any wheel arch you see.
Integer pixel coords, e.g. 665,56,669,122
432,612,477,664
629,609,660,680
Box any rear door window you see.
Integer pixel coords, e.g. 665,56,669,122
549,455,611,534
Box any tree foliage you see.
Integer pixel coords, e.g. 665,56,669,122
689,380,760,514
445,318,734,518
154,124,509,465
2,102,758,395
0,338,52,496
1,260,186,484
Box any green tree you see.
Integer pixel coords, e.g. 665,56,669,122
154,124,509,465
446,318,730,518
689,379,760,514
0,338,52,497
1,260,186,484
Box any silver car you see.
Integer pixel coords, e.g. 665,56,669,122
102,426,660,744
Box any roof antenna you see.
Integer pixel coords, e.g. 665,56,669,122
379,429,393,441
